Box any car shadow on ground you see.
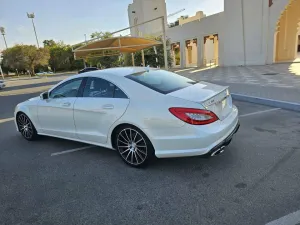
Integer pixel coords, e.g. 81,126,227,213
44,134,239,173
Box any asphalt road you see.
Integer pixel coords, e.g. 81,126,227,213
1,77,300,225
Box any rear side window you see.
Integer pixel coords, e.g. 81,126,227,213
114,86,127,99
83,77,128,99
83,77,114,98
125,70,197,94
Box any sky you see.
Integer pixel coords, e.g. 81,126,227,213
0,0,224,51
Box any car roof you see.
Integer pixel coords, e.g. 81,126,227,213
92,67,157,77
49,67,159,94
63,66,160,83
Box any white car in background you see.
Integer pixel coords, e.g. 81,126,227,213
14,67,239,167
0,80,5,89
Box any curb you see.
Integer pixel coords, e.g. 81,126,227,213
4,72,76,82
231,93,300,112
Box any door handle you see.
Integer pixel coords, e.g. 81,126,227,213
102,104,114,109
62,102,71,107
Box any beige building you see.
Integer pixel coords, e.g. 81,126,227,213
179,11,206,26
128,0,300,68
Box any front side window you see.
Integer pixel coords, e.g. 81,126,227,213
49,78,83,99
126,70,197,94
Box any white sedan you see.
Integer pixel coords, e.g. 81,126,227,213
15,67,239,167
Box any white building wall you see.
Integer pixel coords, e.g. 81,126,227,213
205,40,214,62
223,0,291,66
179,11,206,25
219,0,269,66
128,0,167,37
127,0,293,67
166,12,224,66
222,0,244,66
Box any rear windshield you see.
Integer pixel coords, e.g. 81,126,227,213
125,70,197,94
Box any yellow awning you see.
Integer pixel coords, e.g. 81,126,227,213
73,36,162,60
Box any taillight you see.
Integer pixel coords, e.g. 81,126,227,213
169,107,219,125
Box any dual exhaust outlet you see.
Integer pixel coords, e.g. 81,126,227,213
211,146,225,157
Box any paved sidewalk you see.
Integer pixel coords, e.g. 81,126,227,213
176,63,300,104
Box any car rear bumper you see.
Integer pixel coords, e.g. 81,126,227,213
203,121,240,157
152,105,239,158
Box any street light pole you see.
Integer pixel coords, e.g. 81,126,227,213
161,16,168,69
0,27,8,49
27,13,40,48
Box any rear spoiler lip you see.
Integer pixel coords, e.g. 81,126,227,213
201,86,229,107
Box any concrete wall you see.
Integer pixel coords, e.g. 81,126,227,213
127,0,295,67
185,41,198,67
222,0,271,66
204,39,214,62
222,0,295,66
167,12,224,67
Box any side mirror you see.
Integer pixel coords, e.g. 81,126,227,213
40,92,49,100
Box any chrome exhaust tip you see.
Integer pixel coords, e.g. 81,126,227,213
211,146,225,157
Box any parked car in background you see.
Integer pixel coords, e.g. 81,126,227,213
78,67,99,74
0,80,5,89
36,71,54,76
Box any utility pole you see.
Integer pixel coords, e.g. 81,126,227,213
0,53,4,80
161,16,168,69
0,65,4,80
0,27,8,49
27,13,40,48
83,34,87,68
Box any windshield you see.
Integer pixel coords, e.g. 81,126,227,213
125,70,198,94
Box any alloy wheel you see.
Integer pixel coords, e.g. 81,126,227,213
117,128,148,166
17,114,34,139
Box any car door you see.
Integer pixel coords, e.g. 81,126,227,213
74,77,130,144
38,78,84,139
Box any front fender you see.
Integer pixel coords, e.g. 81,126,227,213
14,100,40,132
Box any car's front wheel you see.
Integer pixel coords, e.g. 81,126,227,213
114,125,154,167
16,113,38,141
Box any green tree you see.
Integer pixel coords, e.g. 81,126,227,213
23,45,50,75
2,45,50,75
90,31,112,39
2,45,26,73
47,42,71,72
44,40,83,72
43,39,56,47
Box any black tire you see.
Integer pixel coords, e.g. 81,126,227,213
16,113,38,141
114,125,155,167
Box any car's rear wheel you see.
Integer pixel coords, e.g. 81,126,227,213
114,125,154,167
17,113,38,141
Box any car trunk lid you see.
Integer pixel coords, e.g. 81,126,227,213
167,82,233,120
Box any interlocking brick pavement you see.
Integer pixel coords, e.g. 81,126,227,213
176,63,300,104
